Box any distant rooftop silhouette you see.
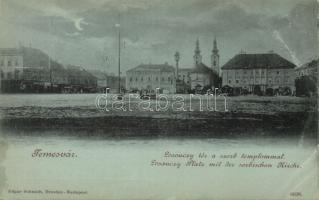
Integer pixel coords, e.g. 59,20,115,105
222,53,296,70
127,63,175,72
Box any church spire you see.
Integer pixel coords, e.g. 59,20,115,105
212,37,218,54
211,37,220,76
193,38,202,66
195,38,200,54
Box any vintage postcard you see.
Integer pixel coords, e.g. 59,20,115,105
0,0,318,199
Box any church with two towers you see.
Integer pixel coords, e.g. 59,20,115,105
126,38,221,94
175,38,221,93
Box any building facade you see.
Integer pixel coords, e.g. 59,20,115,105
0,46,100,93
221,53,296,94
126,63,176,94
189,63,217,90
176,68,192,93
0,48,24,80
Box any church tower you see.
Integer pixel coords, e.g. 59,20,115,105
211,37,220,75
193,38,202,66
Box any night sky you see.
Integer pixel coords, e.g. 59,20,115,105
0,0,317,74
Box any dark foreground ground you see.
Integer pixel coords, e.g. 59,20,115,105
0,112,317,138
0,95,317,138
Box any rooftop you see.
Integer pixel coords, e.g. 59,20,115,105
180,63,217,76
221,53,296,70
127,63,175,72
192,63,214,74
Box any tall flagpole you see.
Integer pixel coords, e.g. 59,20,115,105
117,15,121,94
118,24,121,94
49,18,53,89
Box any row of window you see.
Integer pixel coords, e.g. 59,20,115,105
228,78,290,84
0,60,19,67
129,76,173,82
229,75,282,79
227,76,290,80
129,71,173,75
227,70,283,76
0,70,20,79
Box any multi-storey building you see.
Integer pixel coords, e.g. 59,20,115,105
0,46,100,93
126,63,176,94
0,48,24,80
176,68,192,93
221,53,296,94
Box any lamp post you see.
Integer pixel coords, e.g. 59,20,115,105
48,17,53,91
104,56,108,93
174,51,180,81
174,51,180,93
115,22,121,94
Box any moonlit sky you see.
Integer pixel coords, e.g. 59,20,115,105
0,0,318,74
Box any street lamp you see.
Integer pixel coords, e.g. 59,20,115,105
104,56,108,93
115,22,121,94
174,51,180,81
